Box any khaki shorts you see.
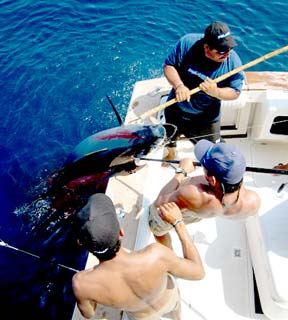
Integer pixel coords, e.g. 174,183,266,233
149,203,202,236
125,274,180,320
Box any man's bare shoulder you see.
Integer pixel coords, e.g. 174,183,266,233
177,181,216,209
177,184,201,202
225,188,261,218
179,176,210,199
72,266,100,297
139,242,172,256
119,244,181,289
242,187,261,213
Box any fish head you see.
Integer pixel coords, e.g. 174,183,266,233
45,124,166,214
107,124,166,167
65,124,166,167
48,124,167,193
68,123,166,164
107,124,166,159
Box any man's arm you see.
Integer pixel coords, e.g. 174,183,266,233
155,158,195,206
72,273,97,319
163,64,183,90
155,174,183,206
159,202,205,280
163,64,190,102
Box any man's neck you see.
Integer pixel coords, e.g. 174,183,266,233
210,183,240,209
221,188,241,209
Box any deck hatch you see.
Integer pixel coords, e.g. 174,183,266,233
270,116,288,135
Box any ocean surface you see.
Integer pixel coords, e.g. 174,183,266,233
0,0,287,319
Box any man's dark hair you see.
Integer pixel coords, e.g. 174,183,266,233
206,170,243,193
221,178,243,194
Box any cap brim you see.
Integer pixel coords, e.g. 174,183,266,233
194,139,214,162
215,36,237,51
77,201,91,221
77,193,117,222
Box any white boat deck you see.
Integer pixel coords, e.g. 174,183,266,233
131,138,288,320
72,72,288,320
131,141,261,320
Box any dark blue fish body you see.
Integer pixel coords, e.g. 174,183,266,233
46,124,166,214
69,124,165,161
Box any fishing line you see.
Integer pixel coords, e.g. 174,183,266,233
162,123,177,143
0,238,79,273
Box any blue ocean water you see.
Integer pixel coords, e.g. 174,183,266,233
0,0,287,319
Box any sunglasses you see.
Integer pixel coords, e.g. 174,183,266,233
216,48,231,55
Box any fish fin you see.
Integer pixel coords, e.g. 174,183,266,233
106,94,123,125
109,155,134,167
67,148,109,164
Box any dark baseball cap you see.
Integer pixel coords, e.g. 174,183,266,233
77,193,120,255
194,139,246,184
204,21,237,53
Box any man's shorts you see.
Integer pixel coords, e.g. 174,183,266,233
125,274,180,320
149,203,202,236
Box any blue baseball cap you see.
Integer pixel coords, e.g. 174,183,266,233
194,139,246,184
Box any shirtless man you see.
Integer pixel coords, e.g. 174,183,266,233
149,139,261,248
72,193,204,320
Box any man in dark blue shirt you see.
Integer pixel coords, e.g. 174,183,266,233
163,21,244,160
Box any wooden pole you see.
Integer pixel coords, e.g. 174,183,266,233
137,45,288,120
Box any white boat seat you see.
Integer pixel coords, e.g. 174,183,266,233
251,90,288,143
246,187,288,319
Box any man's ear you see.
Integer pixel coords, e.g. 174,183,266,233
119,228,125,238
77,239,83,247
211,176,217,186
207,175,217,186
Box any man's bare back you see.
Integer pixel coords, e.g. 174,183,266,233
155,172,260,219
74,244,180,318
73,196,204,320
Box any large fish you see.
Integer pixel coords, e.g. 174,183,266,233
45,123,166,215
9,123,166,318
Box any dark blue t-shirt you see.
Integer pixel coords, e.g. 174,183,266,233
165,33,244,122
